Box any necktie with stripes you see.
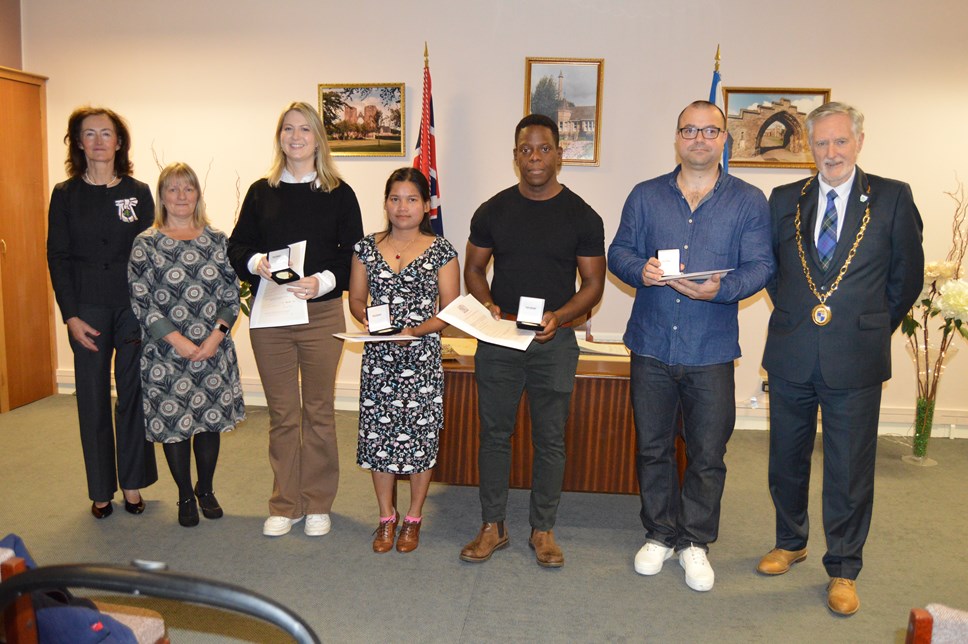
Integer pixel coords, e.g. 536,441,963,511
817,189,838,270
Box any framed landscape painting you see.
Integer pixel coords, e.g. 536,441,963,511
317,83,405,157
524,57,604,166
723,87,830,168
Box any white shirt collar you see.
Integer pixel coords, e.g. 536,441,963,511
281,168,318,184
813,168,855,243
817,168,856,203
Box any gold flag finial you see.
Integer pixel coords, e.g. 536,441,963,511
424,42,429,68
714,44,721,73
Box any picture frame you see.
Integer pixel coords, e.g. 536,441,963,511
723,87,831,168
524,57,604,166
317,83,405,157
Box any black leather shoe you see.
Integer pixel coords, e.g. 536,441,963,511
124,495,145,515
178,497,199,527
194,484,223,519
91,502,113,519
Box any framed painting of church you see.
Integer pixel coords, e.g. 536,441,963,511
524,57,604,166
317,83,405,157
723,87,830,168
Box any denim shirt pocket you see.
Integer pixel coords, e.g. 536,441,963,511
691,226,736,267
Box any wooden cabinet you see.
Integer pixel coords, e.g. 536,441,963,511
0,66,56,412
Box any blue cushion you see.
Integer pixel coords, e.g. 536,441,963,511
36,606,137,643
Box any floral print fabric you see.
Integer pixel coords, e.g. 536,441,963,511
354,233,457,473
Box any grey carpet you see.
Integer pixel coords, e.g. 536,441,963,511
1,395,965,643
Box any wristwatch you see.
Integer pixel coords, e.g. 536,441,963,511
216,323,230,334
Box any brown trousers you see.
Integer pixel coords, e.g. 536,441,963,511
250,298,344,517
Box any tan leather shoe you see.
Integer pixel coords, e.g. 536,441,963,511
372,515,397,553
756,547,807,575
529,529,564,568
459,522,509,562
396,519,421,553
827,577,859,615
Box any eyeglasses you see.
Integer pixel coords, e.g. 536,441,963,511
678,126,723,140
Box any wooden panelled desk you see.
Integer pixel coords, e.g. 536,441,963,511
433,354,686,494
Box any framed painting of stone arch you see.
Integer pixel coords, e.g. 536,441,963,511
723,87,830,168
525,57,604,166
318,83,405,157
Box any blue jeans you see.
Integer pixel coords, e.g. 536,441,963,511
630,354,735,551
474,329,579,531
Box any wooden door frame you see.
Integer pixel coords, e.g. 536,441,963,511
0,66,54,412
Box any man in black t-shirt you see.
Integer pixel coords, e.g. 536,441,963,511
459,114,605,568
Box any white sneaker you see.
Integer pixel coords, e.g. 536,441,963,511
262,515,304,537
304,514,331,536
634,541,674,575
679,545,715,591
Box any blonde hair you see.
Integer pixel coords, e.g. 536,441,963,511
267,101,342,192
154,162,210,229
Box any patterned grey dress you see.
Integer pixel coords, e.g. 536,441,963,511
354,234,457,474
128,227,245,443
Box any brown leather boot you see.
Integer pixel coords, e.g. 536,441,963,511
372,515,397,553
529,529,564,568
459,522,509,562
396,518,421,553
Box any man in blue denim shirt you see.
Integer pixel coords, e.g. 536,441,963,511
608,100,774,592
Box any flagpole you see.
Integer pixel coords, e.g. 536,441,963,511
710,44,728,174
418,43,431,181
414,42,444,235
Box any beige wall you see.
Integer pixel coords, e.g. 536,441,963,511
0,0,21,69
21,0,968,431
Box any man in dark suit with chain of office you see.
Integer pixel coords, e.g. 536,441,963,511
758,102,924,615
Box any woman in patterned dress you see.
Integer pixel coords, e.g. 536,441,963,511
348,167,460,553
128,163,245,527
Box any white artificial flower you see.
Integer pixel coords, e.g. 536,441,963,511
939,279,968,321
924,260,958,282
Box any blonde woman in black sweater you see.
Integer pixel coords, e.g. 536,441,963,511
229,102,363,537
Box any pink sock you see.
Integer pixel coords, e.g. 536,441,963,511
379,512,396,523
404,515,422,524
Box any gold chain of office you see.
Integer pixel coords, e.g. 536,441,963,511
793,176,871,326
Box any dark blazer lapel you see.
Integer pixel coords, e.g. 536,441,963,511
829,168,869,270
798,175,823,269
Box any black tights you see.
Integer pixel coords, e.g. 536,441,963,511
162,433,220,502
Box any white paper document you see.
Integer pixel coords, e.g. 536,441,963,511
249,240,309,329
577,339,630,356
334,332,420,343
437,294,535,351
658,268,734,282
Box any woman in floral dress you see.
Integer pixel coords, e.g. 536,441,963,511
128,162,245,527
348,167,460,553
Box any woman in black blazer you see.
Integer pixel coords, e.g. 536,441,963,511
47,106,158,519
